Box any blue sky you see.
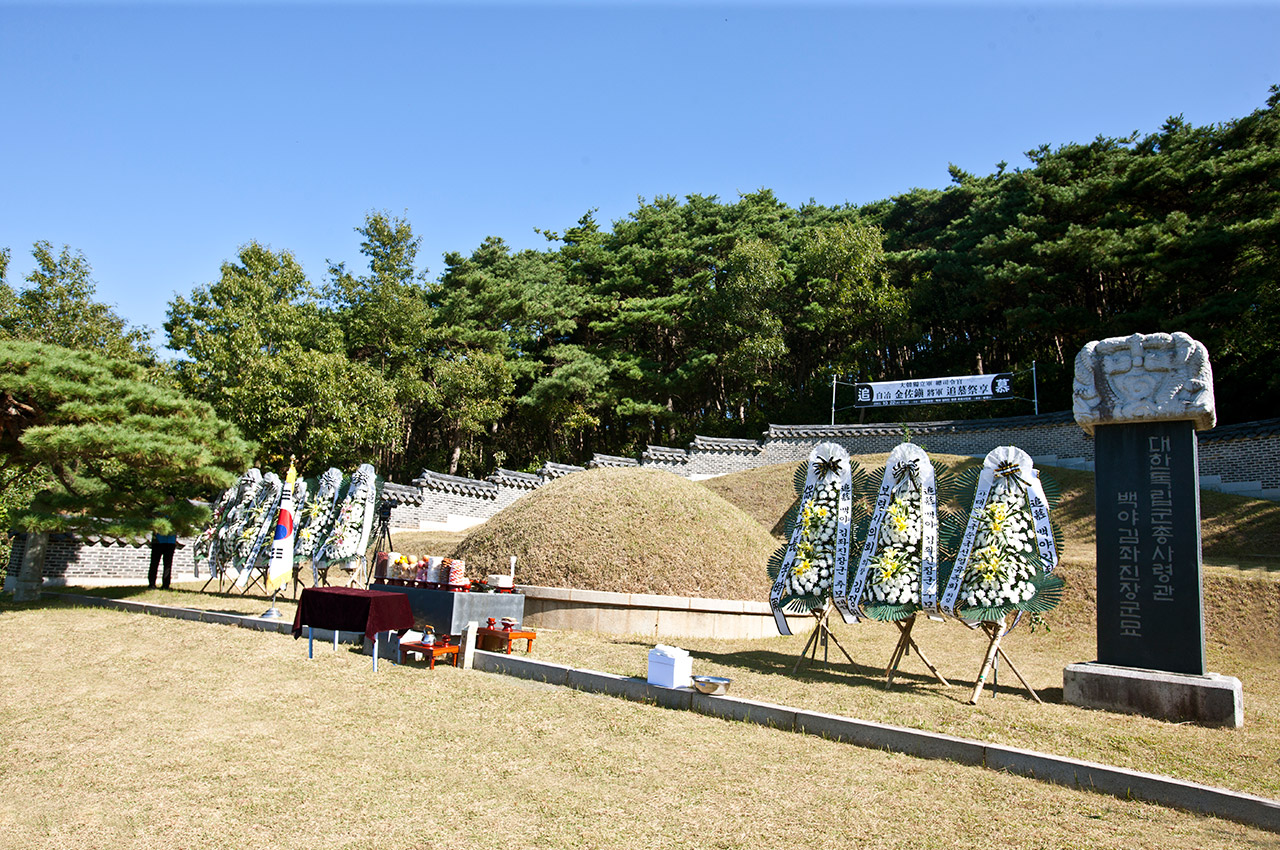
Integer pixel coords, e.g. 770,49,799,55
2,1,1277,352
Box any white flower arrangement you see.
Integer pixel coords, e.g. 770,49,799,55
233,471,282,577
192,483,237,570
958,482,1039,610
316,464,378,566
294,468,342,562
863,478,924,608
212,469,262,579
786,482,840,599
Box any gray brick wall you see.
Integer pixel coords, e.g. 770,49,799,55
387,480,530,529
1198,433,1280,491
6,533,198,585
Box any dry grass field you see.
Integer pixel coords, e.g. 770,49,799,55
8,452,1279,848
2,599,1277,850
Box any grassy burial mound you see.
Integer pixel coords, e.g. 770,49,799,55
450,467,779,599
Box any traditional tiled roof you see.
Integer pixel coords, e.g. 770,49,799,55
589,453,640,468
1200,418,1280,443
539,461,586,480
412,470,499,499
642,445,689,464
689,435,764,453
380,481,425,506
487,468,544,490
766,411,1076,439
70,533,150,547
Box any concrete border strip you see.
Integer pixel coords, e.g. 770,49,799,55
42,592,1280,833
42,591,360,643
469,652,1280,834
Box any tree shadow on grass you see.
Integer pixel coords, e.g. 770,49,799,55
6,587,290,622
604,634,955,693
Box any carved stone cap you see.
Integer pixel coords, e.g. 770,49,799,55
1073,331,1215,435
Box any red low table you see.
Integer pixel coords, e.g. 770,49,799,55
476,626,536,654
397,641,460,668
292,587,415,671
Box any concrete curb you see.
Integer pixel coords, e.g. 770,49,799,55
42,591,362,644
44,592,1280,834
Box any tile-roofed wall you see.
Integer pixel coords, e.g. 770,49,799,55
380,481,424,506
641,445,690,467
689,435,765,453
539,462,586,479
412,470,500,499
12,411,1280,588
5,532,198,587
589,453,640,468
486,468,544,490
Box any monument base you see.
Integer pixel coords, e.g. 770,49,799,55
1063,662,1243,728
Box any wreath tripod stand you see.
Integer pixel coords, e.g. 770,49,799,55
967,617,1041,704
884,614,950,688
792,604,856,674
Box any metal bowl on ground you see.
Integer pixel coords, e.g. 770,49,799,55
692,676,731,695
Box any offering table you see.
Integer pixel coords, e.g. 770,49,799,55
292,586,415,671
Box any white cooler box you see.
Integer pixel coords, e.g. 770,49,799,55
647,645,692,688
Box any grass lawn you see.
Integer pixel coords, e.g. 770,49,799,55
2,597,1276,850
8,452,1278,847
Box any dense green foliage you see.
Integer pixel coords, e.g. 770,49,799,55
0,341,254,538
12,89,1279,485
0,242,154,362
864,87,1280,418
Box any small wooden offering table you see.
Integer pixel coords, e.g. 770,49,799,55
398,640,460,669
477,626,536,654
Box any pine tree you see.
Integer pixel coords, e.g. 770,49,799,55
1,341,255,600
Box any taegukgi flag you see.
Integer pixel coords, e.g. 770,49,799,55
265,461,297,594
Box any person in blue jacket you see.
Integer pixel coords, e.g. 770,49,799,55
149,531,178,589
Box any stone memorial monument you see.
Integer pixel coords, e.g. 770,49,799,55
1065,331,1242,726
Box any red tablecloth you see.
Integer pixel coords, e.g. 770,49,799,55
292,587,414,640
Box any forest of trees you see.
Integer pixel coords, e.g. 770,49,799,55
4,88,1277,486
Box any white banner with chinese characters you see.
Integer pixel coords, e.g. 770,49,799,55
853,372,1014,408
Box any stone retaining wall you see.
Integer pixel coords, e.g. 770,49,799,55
517,584,808,639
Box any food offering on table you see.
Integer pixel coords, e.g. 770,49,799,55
767,442,867,636
845,442,945,623
443,557,468,590
231,471,283,588
485,573,515,592
314,463,379,576
380,552,417,583
939,445,1065,625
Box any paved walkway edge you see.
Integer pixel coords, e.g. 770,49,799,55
47,592,1280,834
